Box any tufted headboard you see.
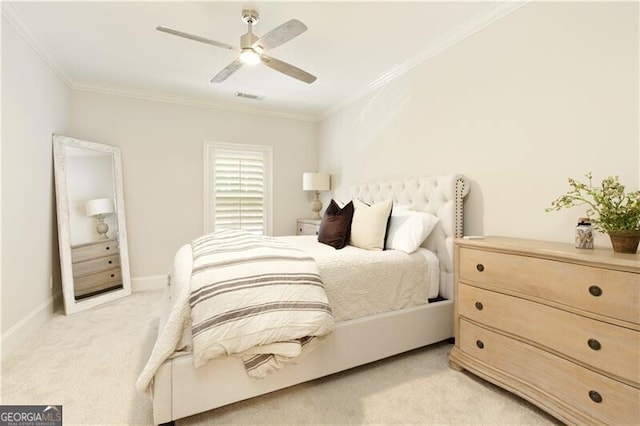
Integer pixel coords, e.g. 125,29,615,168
351,175,469,299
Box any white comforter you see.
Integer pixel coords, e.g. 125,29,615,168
280,236,439,321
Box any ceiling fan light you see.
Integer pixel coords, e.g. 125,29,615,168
240,48,260,65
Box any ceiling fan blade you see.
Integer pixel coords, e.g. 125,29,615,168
211,58,244,83
260,54,316,84
253,19,307,51
156,26,236,50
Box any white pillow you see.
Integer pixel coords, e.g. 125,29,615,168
349,199,393,251
386,209,440,253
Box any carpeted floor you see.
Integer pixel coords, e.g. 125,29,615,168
1,290,561,425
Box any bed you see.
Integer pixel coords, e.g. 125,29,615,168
138,174,469,424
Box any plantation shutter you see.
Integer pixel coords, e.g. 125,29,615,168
213,148,265,234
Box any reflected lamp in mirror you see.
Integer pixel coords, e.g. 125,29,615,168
303,172,330,219
86,198,114,239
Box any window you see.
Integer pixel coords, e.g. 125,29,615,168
204,142,272,235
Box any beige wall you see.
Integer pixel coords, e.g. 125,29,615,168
68,92,318,278
319,1,639,247
1,16,70,336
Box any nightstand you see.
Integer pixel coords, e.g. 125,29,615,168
71,239,123,299
296,218,321,236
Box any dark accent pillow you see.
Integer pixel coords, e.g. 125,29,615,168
318,200,354,249
383,204,393,250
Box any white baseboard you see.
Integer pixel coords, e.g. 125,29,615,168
131,275,167,292
1,290,62,359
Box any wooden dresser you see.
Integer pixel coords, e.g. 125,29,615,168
71,239,122,299
448,236,640,425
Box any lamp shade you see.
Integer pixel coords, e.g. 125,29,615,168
85,198,114,217
302,172,330,191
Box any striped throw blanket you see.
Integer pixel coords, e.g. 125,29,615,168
189,229,334,378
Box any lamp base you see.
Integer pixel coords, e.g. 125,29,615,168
310,191,322,219
96,215,109,239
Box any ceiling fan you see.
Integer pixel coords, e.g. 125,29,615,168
157,9,317,84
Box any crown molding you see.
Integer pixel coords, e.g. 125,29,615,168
319,1,528,120
3,1,316,122
71,82,318,122
1,2,73,88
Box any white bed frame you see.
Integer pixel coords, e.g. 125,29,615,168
151,174,469,424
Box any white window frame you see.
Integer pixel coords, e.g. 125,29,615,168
203,141,273,235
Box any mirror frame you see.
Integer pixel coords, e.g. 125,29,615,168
53,134,132,314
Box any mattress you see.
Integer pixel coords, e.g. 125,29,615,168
278,235,439,322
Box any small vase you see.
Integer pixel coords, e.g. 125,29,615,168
608,231,640,254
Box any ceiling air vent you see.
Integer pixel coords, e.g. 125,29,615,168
235,92,264,100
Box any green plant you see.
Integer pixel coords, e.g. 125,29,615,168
546,173,640,233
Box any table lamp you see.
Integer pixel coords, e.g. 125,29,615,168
85,198,115,239
302,172,330,219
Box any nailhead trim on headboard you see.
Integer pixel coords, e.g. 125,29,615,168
455,177,466,238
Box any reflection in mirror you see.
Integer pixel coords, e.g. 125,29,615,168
53,134,131,314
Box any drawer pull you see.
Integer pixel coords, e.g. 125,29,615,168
108,260,113,264
110,274,115,278
587,339,601,351
588,285,602,297
105,246,111,251
476,340,484,349
589,390,603,403
476,264,485,272
475,301,484,311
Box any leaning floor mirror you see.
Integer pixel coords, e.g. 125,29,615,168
53,134,131,314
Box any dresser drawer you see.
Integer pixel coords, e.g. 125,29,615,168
297,223,319,236
74,268,122,292
458,247,639,324
72,254,121,277
459,319,640,425
72,240,119,263
458,283,640,385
